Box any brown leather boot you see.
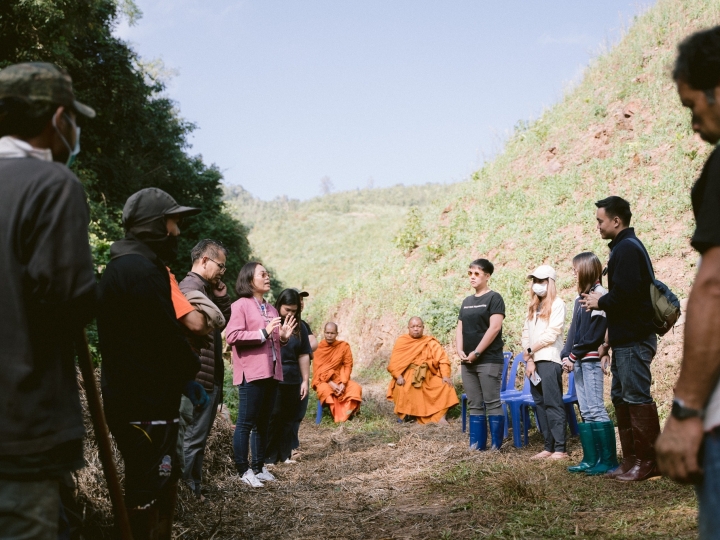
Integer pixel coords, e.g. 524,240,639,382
616,402,661,481
128,506,160,540
605,402,635,479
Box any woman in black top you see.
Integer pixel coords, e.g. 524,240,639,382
455,259,506,450
261,289,312,464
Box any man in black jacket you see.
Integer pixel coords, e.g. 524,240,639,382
0,63,96,539
178,239,232,500
581,196,661,482
98,188,206,540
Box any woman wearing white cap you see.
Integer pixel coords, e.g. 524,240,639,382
522,265,568,459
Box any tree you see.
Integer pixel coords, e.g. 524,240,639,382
320,175,334,195
0,0,252,285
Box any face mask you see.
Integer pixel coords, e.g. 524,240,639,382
144,234,179,262
532,283,548,297
52,112,81,167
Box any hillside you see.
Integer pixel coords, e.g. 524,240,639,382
225,0,719,416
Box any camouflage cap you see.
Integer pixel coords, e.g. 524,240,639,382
0,62,95,118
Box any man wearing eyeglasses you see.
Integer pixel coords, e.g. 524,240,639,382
178,239,232,500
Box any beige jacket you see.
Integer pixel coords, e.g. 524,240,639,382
521,297,566,364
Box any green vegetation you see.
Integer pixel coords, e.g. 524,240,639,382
1,0,251,284
228,0,715,378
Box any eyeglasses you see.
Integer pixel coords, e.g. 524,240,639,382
206,258,226,272
468,270,485,277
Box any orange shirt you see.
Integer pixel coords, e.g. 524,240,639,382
167,267,194,319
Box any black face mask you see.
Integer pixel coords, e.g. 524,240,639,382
145,234,179,263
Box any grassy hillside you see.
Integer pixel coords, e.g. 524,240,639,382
225,0,718,422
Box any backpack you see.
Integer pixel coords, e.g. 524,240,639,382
628,238,681,336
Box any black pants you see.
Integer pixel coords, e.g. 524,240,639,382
529,361,566,452
291,393,309,451
262,383,302,463
233,377,278,474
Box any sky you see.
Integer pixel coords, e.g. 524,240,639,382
115,1,652,200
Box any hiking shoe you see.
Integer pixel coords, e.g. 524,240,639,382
255,467,277,482
283,458,297,464
240,469,264,488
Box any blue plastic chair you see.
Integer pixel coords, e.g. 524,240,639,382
315,400,324,424
461,351,513,433
505,357,539,448
563,371,580,436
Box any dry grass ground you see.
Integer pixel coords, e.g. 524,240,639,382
77,378,696,539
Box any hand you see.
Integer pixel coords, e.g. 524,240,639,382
280,313,297,341
598,342,610,358
601,355,611,375
213,280,228,297
525,360,535,379
579,291,601,311
265,317,281,336
337,382,346,394
329,381,343,396
442,377,453,387
396,375,405,386
183,381,210,409
457,350,468,362
656,416,704,484
561,358,573,373
299,380,308,400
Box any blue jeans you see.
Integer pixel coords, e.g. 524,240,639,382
698,428,720,539
233,377,278,475
610,335,656,405
574,360,610,423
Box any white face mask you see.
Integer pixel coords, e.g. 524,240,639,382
532,283,548,297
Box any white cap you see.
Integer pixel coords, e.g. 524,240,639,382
528,265,557,281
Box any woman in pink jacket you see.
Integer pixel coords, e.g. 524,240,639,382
226,262,295,487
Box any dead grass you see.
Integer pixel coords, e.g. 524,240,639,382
75,379,696,540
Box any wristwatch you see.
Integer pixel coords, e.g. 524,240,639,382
261,328,269,339
526,347,532,355
671,398,704,420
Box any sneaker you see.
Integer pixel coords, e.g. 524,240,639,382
240,469,264,488
255,467,277,482
283,458,297,464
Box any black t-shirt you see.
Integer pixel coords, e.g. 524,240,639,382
280,323,313,385
692,146,720,254
458,291,505,363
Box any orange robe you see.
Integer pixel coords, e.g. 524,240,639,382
386,334,459,424
312,340,362,422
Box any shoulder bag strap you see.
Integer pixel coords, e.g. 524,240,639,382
627,237,656,281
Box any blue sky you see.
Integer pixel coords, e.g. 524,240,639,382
115,1,651,200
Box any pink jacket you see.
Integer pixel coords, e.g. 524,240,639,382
226,297,283,384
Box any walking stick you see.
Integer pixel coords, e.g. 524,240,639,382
75,329,134,540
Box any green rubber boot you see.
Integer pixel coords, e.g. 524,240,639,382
585,421,620,476
568,422,598,473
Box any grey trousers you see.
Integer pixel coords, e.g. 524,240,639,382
0,478,59,540
460,362,503,416
529,361,566,452
182,384,221,489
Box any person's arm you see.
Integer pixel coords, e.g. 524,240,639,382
438,344,453,386
179,310,210,336
455,320,468,360
308,334,319,352
213,282,233,330
225,300,279,346
471,314,504,358
299,353,310,399
657,246,720,483
570,310,607,360
339,345,353,385
585,245,644,312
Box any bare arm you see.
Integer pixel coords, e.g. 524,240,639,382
308,334,318,352
179,309,210,336
299,354,310,399
657,247,720,483
455,320,467,360
472,314,503,356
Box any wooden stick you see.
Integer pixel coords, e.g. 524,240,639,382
75,329,133,540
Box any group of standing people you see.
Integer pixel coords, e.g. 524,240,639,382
454,194,662,483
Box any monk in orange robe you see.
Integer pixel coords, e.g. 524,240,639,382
386,317,459,424
312,322,362,422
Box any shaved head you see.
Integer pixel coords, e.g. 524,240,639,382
408,317,424,339
324,322,338,344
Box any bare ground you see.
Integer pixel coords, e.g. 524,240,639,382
77,378,697,540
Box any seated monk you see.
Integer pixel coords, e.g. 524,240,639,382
312,322,362,422
386,317,459,424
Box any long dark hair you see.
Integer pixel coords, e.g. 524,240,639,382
275,289,302,335
235,261,262,298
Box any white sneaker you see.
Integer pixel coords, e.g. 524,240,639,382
255,466,277,482
283,458,297,464
240,469,264,488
